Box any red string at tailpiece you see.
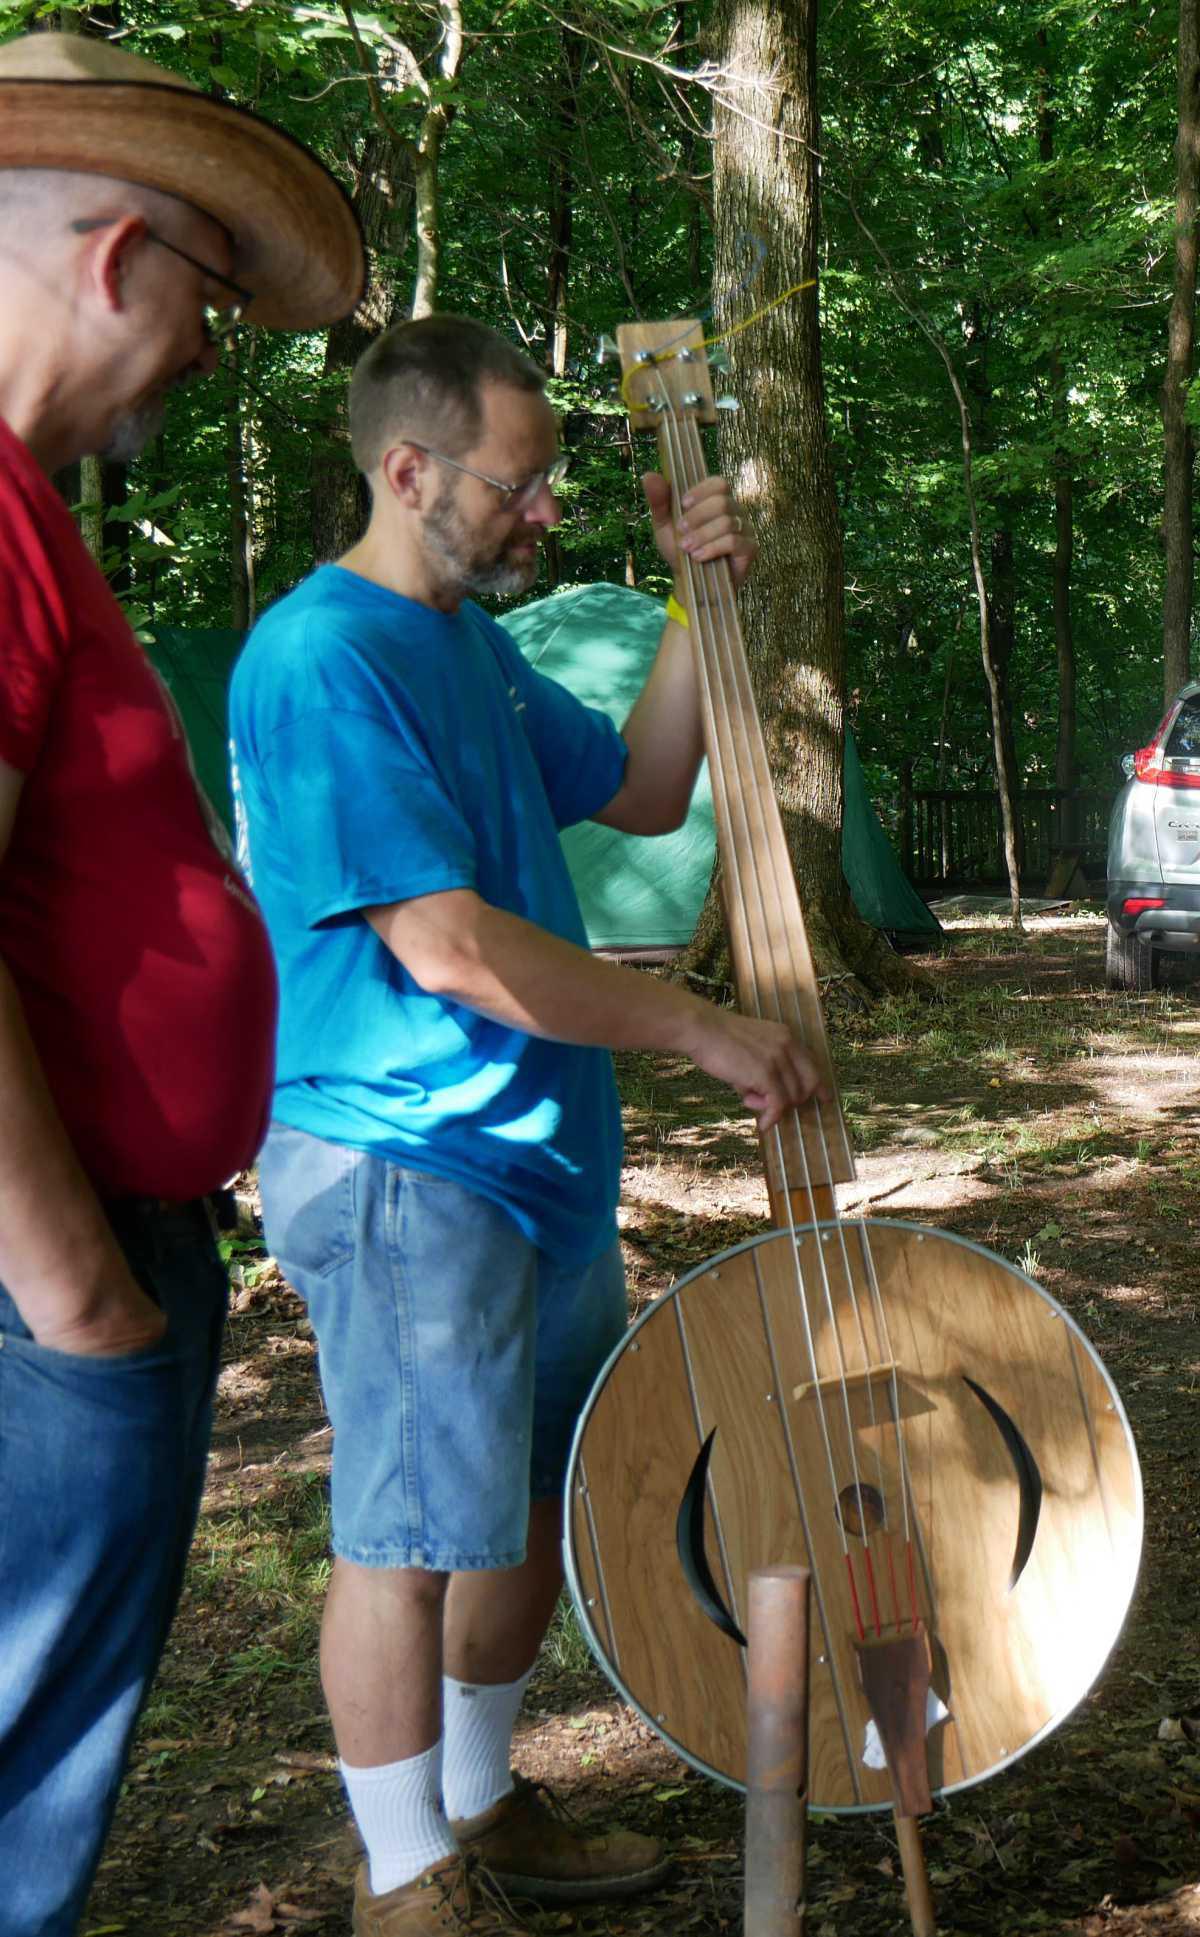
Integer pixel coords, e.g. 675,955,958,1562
846,1554,866,1643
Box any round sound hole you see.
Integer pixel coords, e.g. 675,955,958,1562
837,1481,886,1539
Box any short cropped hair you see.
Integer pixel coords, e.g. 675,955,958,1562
349,315,545,476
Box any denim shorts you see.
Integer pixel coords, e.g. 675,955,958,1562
258,1122,627,1572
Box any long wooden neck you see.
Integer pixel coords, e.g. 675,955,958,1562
658,405,853,1224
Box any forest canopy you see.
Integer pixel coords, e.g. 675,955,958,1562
5,0,1191,813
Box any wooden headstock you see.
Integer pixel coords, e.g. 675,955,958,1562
616,319,717,432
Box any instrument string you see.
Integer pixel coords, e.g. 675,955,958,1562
653,400,859,1613
668,385,920,1634
673,409,923,1629
690,477,921,1627
668,406,911,1646
675,419,890,1637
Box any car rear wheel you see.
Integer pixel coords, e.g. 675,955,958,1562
1106,920,1161,991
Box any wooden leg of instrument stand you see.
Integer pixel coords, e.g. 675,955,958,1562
744,1568,810,1937
894,1813,936,1937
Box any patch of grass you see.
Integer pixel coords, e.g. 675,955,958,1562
540,1595,595,1678
138,1688,208,1739
222,1641,313,1688
842,1108,894,1151
186,1471,332,1697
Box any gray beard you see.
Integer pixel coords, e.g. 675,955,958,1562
422,482,540,602
101,395,166,462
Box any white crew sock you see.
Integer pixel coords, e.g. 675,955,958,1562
442,1668,534,1820
340,1740,457,1896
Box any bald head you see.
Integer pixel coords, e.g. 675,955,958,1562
0,167,225,256
0,167,232,471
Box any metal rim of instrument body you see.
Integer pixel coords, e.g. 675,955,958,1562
562,1215,1143,1811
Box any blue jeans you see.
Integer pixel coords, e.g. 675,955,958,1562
0,1198,227,1937
259,1123,627,1572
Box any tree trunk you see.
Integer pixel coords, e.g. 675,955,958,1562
412,1,464,318
412,126,446,320
1163,0,1200,698
546,30,581,379
313,3,462,556
972,538,1023,927
78,455,104,566
1050,348,1076,834
224,335,255,631
311,128,414,565
74,455,129,589
988,524,1023,874
680,0,912,999
1037,37,1077,833
959,309,1023,921
540,28,583,594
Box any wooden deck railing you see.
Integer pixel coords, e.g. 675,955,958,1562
889,787,1114,889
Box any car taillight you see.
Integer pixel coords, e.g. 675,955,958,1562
1123,896,1166,915
1133,742,1200,787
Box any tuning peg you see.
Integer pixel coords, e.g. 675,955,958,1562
715,394,740,413
595,334,620,366
707,344,731,373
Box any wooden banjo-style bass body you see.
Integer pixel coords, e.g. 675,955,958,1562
563,323,1142,1894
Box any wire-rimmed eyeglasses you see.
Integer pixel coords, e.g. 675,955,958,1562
70,219,253,344
408,443,570,512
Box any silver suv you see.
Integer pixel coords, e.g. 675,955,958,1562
1106,679,1200,989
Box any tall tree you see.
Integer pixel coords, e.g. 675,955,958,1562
545,29,582,381
224,340,255,631
685,0,910,994
1036,43,1077,833
311,123,414,565
1163,0,1200,696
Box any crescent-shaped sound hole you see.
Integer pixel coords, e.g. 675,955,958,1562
962,1373,1044,1590
675,1428,747,1648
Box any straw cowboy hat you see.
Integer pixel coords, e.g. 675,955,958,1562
0,32,365,330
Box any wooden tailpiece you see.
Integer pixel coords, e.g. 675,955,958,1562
854,1627,933,1819
856,1627,937,1934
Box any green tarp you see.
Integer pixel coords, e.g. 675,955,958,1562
146,585,938,950
145,625,242,835
504,583,940,949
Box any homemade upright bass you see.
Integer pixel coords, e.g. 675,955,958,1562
563,322,1142,1932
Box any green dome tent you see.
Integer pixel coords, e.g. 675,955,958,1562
504,582,939,953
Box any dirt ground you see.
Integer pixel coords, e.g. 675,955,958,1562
83,914,1200,1937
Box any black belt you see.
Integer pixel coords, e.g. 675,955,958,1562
103,1191,236,1237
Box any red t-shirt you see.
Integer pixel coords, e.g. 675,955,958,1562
0,416,278,1199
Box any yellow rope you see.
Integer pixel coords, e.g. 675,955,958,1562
706,276,815,350
620,278,817,413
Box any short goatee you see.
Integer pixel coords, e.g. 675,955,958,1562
422,479,541,602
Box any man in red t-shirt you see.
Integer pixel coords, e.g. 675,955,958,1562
0,33,363,1935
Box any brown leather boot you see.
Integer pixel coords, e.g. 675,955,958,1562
451,1773,672,1905
352,1853,532,1935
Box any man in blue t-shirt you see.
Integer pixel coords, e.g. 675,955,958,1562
230,315,823,1937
